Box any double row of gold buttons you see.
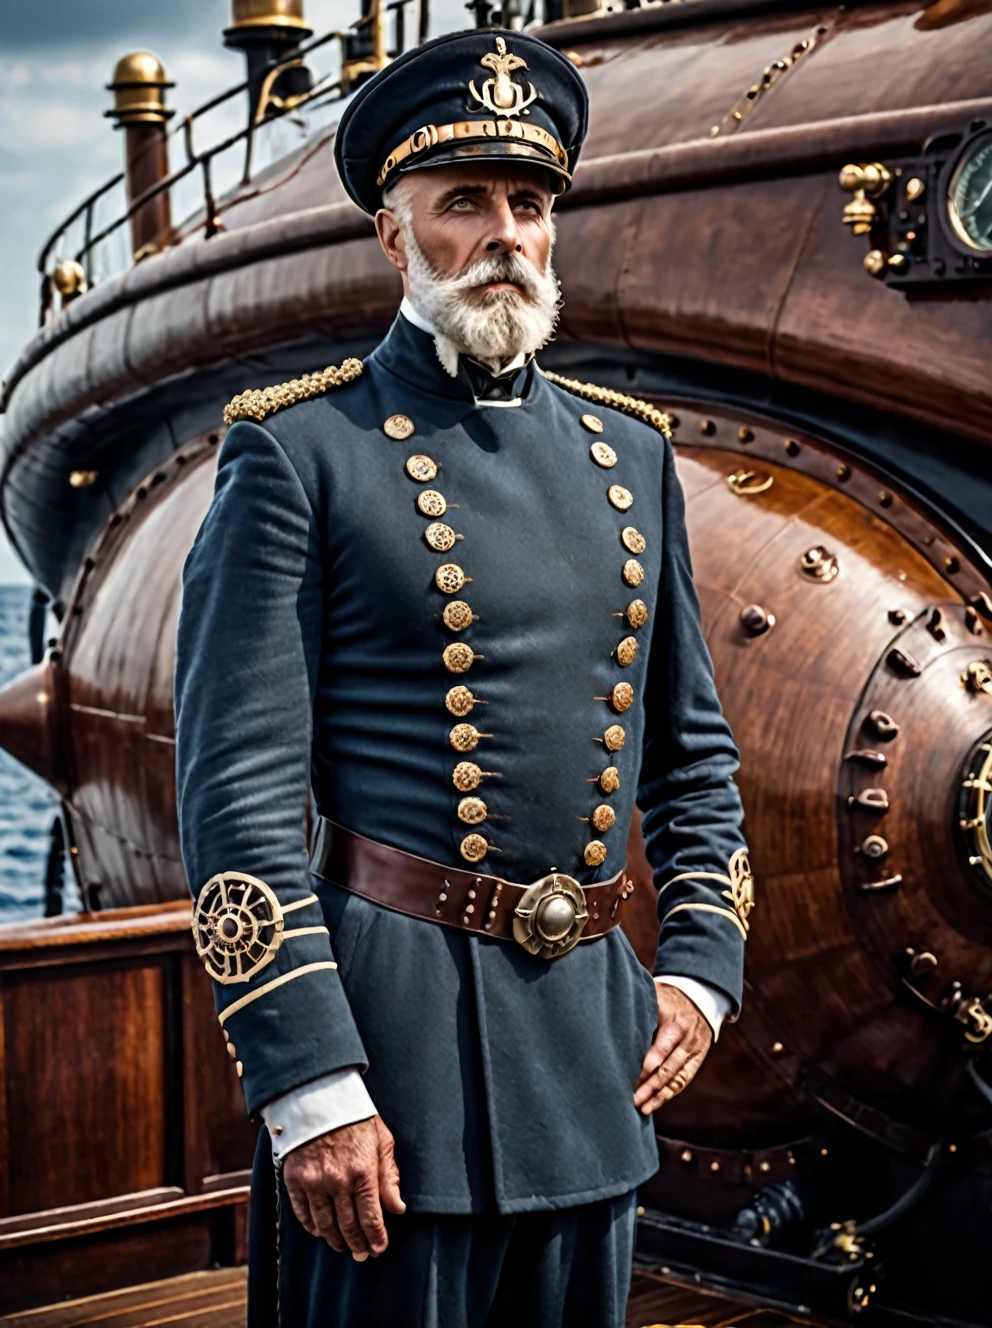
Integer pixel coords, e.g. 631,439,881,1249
582,414,650,868
387,414,495,866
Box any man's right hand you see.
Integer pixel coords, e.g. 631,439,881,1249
282,1114,405,1260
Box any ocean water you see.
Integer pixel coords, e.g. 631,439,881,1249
0,585,79,921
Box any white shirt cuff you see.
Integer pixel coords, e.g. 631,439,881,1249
261,1067,376,1163
655,975,731,1041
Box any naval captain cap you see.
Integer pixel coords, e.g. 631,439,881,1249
334,28,589,215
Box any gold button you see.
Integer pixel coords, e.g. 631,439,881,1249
608,485,633,512
453,761,483,791
384,414,415,440
592,804,616,832
585,840,608,866
446,685,477,717
443,643,476,674
581,414,604,433
436,564,468,594
623,558,645,587
460,833,489,864
603,724,626,752
610,682,634,713
617,636,638,667
591,441,617,469
458,796,488,825
450,723,482,752
418,489,447,517
626,599,649,630
406,454,438,482
443,600,474,631
621,527,646,555
426,522,458,552
599,766,620,794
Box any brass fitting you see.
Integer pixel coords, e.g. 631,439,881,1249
105,52,174,127
225,0,313,35
839,162,893,237
52,259,88,303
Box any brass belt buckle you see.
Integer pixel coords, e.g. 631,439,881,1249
513,872,588,960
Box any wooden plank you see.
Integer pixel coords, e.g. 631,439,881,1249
0,1269,246,1327
0,1189,247,1251
0,1265,816,1328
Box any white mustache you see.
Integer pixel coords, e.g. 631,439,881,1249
448,252,544,300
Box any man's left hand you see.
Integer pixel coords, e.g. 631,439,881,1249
634,983,713,1115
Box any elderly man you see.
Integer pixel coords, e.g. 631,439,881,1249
175,27,752,1328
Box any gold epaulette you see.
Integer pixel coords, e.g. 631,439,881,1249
223,358,364,426
541,369,674,440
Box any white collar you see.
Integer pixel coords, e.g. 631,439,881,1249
399,296,528,406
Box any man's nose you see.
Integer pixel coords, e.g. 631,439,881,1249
483,202,523,255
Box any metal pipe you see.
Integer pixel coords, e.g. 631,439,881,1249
104,52,175,261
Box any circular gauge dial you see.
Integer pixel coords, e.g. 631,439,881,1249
948,133,992,251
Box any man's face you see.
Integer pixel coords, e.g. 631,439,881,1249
376,162,556,304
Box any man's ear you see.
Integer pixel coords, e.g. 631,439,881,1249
375,208,408,274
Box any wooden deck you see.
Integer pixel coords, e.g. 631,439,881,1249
0,1266,806,1327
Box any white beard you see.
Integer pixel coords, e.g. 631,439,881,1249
401,221,562,377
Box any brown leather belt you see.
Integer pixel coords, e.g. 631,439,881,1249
309,818,633,961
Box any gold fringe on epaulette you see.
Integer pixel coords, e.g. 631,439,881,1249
223,358,364,426
540,369,674,440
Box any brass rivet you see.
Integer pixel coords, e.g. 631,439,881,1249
384,414,415,440
836,464,850,481
878,490,893,508
710,1161,721,1173
738,426,754,443
784,438,800,457
945,555,960,574
699,419,715,436
581,413,604,433
759,1160,771,1172
681,1149,693,1163
771,1041,785,1055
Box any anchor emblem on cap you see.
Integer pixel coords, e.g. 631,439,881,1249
469,36,537,118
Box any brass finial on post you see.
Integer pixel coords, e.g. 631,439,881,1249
105,52,175,261
224,1,314,127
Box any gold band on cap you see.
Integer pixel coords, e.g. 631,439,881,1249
377,119,568,189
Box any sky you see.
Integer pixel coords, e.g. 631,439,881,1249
0,0,468,584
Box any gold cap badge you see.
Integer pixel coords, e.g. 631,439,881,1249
469,36,537,118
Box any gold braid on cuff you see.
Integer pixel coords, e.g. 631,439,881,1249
193,871,285,984
377,119,568,189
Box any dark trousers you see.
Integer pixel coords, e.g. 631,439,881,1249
249,1132,637,1328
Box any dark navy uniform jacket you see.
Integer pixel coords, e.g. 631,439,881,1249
175,313,749,1214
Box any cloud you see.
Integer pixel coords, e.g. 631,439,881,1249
1,0,224,48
